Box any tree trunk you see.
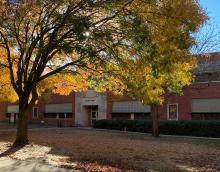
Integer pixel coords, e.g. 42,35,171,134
13,101,30,146
151,104,159,137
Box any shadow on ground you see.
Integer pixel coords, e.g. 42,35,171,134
0,158,76,172
0,145,24,157
1,128,220,171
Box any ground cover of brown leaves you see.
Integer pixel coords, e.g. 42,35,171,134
0,128,220,172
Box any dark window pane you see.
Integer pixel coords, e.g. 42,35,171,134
59,113,65,118
112,113,130,120
91,106,98,111
44,113,57,118
192,113,220,120
168,104,178,120
66,113,72,118
44,113,72,119
134,113,151,120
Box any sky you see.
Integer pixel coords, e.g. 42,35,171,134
199,0,220,24
198,0,220,52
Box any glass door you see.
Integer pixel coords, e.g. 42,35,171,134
91,109,98,125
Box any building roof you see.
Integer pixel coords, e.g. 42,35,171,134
194,52,220,73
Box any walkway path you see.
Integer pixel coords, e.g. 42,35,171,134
0,157,79,172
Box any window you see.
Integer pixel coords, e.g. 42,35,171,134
134,113,151,120
191,113,220,120
112,113,131,120
58,113,72,119
44,113,72,119
167,104,178,120
91,106,98,111
44,113,57,118
33,107,39,118
91,110,98,125
6,113,10,118
65,113,73,118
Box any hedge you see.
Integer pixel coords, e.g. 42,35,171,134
94,120,220,137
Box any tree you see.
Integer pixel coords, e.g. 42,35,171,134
0,0,206,146
0,0,131,146
117,0,207,137
192,22,220,55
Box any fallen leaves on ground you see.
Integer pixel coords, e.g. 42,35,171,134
0,129,220,172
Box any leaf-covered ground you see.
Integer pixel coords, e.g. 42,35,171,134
0,128,220,172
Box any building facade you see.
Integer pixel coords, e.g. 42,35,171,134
0,90,152,126
1,53,220,126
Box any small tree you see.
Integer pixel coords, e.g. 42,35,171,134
119,0,207,137
0,0,206,145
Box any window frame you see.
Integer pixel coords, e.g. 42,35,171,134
167,103,178,121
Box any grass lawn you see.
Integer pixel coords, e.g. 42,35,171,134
1,128,220,172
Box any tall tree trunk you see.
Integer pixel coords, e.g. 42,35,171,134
151,104,159,137
13,99,30,146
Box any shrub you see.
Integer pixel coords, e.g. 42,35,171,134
94,120,220,137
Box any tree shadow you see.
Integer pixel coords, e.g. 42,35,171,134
0,145,25,157
0,128,220,171
0,158,71,172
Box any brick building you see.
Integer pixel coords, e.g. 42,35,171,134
1,52,220,126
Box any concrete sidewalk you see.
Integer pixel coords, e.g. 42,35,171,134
0,158,79,172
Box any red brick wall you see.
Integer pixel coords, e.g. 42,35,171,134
0,102,36,123
107,82,220,121
35,92,75,126
0,102,8,122
1,83,220,124
0,92,75,126
162,82,220,120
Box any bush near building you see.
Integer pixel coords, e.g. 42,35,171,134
94,120,220,137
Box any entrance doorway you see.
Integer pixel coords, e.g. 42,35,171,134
90,106,98,125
